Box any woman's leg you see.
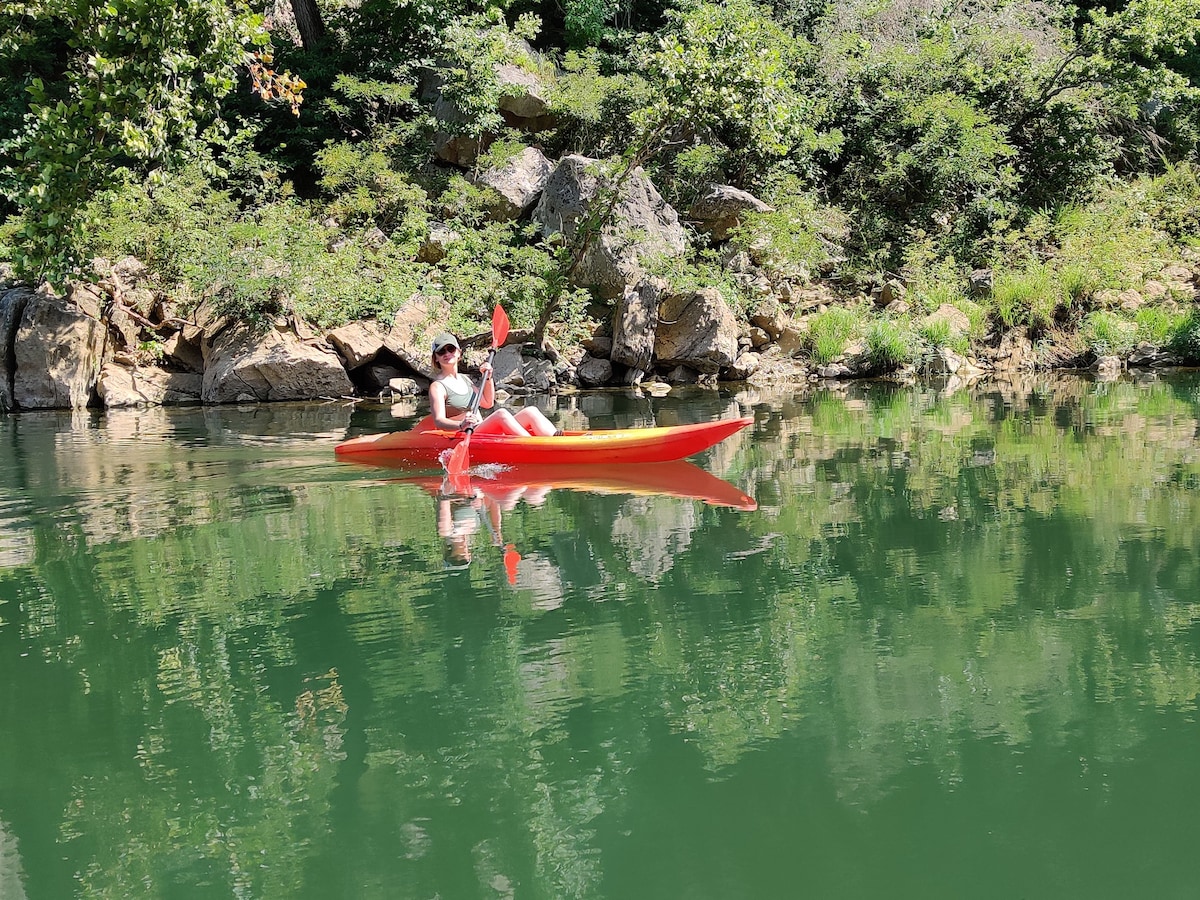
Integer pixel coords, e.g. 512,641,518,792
473,409,530,437
513,406,557,437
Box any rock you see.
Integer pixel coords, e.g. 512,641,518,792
654,287,739,375
872,279,906,307
1093,355,1122,380
354,363,411,395
1118,289,1143,311
97,362,203,407
202,322,354,403
664,365,698,384
3,284,106,410
1141,280,1168,301
417,223,461,263
688,184,772,241
726,350,761,380
162,331,204,373
989,327,1035,373
383,294,454,373
532,155,688,298
968,269,993,298
749,326,771,349
884,298,910,315
577,354,613,386
387,376,425,396
922,303,972,340
522,357,556,391
492,345,525,386
724,250,754,274
612,276,667,372
582,332,613,358
495,62,552,123
327,320,386,369
1128,342,1177,367
816,362,852,379
473,147,554,220
431,93,489,167
0,286,36,412
748,297,786,339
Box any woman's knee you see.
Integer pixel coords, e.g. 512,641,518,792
514,406,556,437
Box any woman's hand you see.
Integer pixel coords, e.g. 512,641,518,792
460,410,482,430
478,361,493,381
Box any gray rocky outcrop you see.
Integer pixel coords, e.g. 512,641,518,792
688,184,772,241
1,283,106,410
611,276,667,373
473,147,554,220
202,322,353,403
97,362,203,407
532,155,687,298
577,354,614,386
383,295,454,374
654,287,739,375
327,320,386,370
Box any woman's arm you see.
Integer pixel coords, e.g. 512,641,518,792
478,363,495,410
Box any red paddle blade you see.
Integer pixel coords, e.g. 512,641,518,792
492,304,510,349
503,543,520,585
447,432,471,478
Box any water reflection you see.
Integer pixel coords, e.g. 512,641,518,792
0,376,1199,896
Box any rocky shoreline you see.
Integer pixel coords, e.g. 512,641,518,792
1,248,1196,415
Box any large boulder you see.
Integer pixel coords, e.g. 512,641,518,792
2,283,106,410
654,287,739,375
532,155,688,298
688,184,772,241
327,320,386,369
611,276,668,373
430,44,554,167
472,147,554,220
97,362,203,407
202,322,353,403
383,294,455,375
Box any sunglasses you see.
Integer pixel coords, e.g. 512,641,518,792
436,345,458,357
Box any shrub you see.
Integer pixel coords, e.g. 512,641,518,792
865,318,918,371
807,305,862,363
991,264,1057,330
1167,309,1200,362
1080,310,1136,356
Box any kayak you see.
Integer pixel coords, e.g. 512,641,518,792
342,459,758,510
334,416,754,465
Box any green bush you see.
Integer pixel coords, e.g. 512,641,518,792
807,305,862,364
1081,310,1136,356
865,318,917,372
991,264,1057,330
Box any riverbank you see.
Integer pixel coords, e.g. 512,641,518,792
1,245,1199,413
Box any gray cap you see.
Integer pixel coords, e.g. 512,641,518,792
431,333,458,353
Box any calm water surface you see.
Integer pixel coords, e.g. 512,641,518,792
1,375,1199,898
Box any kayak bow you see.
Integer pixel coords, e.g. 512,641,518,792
335,416,754,466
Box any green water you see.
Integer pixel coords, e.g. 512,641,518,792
1,375,1199,899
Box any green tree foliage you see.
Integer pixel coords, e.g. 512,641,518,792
0,0,276,281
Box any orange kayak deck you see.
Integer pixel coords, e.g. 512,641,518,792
334,416,754,465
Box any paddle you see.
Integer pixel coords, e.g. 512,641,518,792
446,303,510,480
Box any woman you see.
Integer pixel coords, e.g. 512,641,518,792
426,332,558,437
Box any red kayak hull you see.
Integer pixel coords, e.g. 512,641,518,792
354,460,757,510
334,416,754,465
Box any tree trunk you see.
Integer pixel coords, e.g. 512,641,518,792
289,0,325,49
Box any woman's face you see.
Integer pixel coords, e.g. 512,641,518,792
434,344,459,368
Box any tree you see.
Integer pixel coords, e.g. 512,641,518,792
0,0,278,281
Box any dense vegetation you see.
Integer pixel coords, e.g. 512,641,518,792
4,0,1200,362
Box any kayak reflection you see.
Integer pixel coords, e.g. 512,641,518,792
343,457,758,511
